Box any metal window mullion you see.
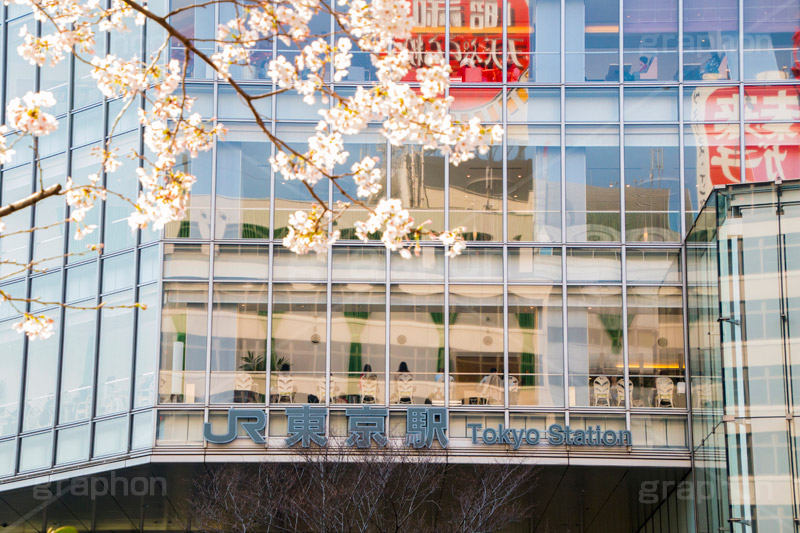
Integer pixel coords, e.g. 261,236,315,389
738,83,745,184
384,138,391,407
560,80,568,413
502,245,509,423
737,0,744,83
619,88,625,245
618,0,624,86
325,247,332,408
621,248,630,419
559,0,565,84
443,0,451,409
677,0,684,84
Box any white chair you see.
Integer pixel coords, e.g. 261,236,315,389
655,377,674,407
277,373,295,403
431,376,459,406
396,373,414,404
615,379,633,407
593,376,611,406
360,375,379,404
315,376,339,403
694,378,713,408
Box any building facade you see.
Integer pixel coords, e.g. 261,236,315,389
0,0,798,530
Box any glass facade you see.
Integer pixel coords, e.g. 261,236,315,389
0,0,798,531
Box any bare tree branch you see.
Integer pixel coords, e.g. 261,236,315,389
0,183,62,218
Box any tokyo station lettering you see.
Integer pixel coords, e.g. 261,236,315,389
204,408,632,448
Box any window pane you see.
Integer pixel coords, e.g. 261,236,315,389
508,247,562,282
448,0,503,83
214,126,271,239
134,285,159,408
332,246,385,282
507,88,560,123
210,283,269,404
19,433,52,472
628,286,686,409
214,244,269,280
164,151,213,238
450,285,503,405
624,125,681,242
270,284,327,403
390,144,445,234
449,247,503,282
627,249,682,284
624,87,679,122
567,286,623,407
389,284,444,405
132,411,154,449
623,0,678,82
507,125,561,242
567,248,621,282
102,252,135,293
565,125,621,242
59,308,96,424
160,283,208,404
332,127,387,240
390,246,444,282
102,134,139,253
57,425,90,464
449,139,502,241
509,286,563,406
565,88,619,122
331,285,386,404
743,0,800,80
163,243,209,279
509,0,559,82
0,328,23,437
96,291,134,416
23,312,58,431
94,417,128,457
565,0,619,82
272,246,328,281
683,0,738,81
684,122,741,221
156,411,204,443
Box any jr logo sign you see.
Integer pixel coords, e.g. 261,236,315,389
203,409,267,444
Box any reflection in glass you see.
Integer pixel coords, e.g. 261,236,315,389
390,246,444,282
508,247,561,282
214,244,269,280
331,285,386,404
134,285,159,408
450,285,503,405
565,0,619,82
215,126,270,239
163,243,210,279
332,127,387,239
332,246,385,282
96,291,134,416
449,141,503,241
565,126,621,242
567,286,623,407
623,0,678,82
449,247,503,282
0,328,23,437
509,286,563,406
19,433,52,472
509,0,559,82
626,249,682,284
683,0,738,81
627,286,685,408
271,284,327,403
506,88,560,122
59,308,96,424
160,283,208,404
684,121,740,221
390,285,444,405
624,125,681,242
164,151,213,238
23,313,58,431
624,87,679,122
391,144,445,233
566,248,621,283
743,1,800,80
507,125,561,242
447,0,503,82
211,284,269,403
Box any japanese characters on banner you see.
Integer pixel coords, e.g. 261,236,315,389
401,0,530,121
691,86,800,203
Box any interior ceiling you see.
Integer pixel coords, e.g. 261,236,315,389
0,463,689,532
